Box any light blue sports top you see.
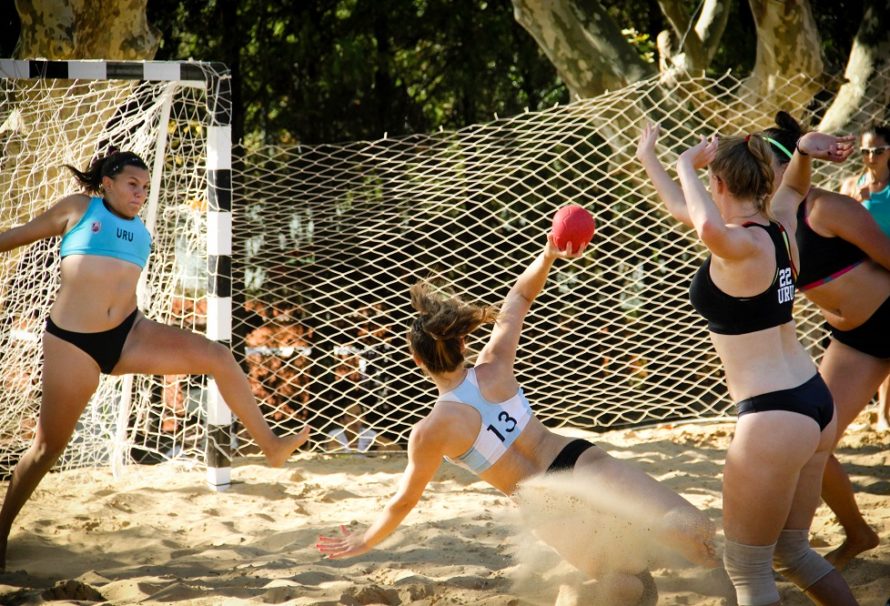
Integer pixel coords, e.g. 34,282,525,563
439,367,533,475
858,174,890,237
60,196,152,268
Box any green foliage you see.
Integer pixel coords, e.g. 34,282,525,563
127,0,869,145
149,0,568,147
621,27,656,64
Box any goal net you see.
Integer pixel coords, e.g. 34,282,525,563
0,61,883,476
235,69,884,454
0,60,230,476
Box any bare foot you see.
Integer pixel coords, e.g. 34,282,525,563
825,527,880,570
265,426,310,467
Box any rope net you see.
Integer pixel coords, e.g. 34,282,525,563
234,69,885,454
0,66,884,472
0,70,214,473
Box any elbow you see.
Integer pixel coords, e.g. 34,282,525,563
696,219,725,245
506,288,534,308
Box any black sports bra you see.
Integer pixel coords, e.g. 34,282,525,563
795,197,866,291
689,221,796,335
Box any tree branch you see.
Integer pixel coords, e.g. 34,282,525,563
819,0,890,133
655,0,729,75
736,0,822,124
512,0,654,98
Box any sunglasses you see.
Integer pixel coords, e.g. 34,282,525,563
860,146,890,156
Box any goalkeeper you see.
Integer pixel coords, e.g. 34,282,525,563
0,149,310,570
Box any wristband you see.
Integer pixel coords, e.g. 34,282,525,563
795,139,809,156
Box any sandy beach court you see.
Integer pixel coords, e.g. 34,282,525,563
0,413,886,605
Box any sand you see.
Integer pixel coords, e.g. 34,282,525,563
0,411,886,605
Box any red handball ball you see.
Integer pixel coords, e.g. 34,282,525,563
551,205,596,252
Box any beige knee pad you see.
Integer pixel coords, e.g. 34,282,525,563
723,538,780,606
772,529,834,590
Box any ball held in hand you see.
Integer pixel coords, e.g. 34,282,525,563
551,205,595,252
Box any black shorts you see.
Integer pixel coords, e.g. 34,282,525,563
736,373,834,430
546,438,596,473
829,295,890,359
45,309,138,374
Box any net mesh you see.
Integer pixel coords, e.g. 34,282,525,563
0,69,215,473
0,65,885,473
234,69,887,454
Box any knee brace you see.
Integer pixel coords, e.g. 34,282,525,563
772,529,834,590
723,538,780,606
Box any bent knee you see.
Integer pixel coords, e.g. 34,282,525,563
29,437,67,465
662,505,715,541
723,538,779,606
772,529,833,590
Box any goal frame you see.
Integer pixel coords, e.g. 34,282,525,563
0,59,234,490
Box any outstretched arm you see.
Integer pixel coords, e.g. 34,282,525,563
476,234,584,368
315,418,446,559
0,194,87,253
636,122,693,228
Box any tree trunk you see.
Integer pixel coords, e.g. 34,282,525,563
818,0,890,133
511,0,654,99
656,0,730,77
734,0,823,130
15,0,160,59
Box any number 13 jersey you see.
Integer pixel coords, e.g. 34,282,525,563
439,367,533,474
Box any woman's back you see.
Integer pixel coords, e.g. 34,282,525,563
429,363,575,495
691,220,815,401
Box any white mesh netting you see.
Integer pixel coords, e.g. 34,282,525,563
0,65,884,473
0,66,215,473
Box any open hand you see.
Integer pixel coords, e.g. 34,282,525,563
316,525,370,560
797,132,856,163
544,232,588,260
635,122,661,162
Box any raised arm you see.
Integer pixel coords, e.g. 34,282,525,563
636,122,693,228
771,132,855,222
315,417,446,559
0,194,87,253
475,234,583,369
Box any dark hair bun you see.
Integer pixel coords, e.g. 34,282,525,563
774,111,803,138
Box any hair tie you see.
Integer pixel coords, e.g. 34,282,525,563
413,317,440,341
744,134,751,142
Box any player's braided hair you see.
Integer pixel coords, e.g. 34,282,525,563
408,282,498,374
712,135,775,217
